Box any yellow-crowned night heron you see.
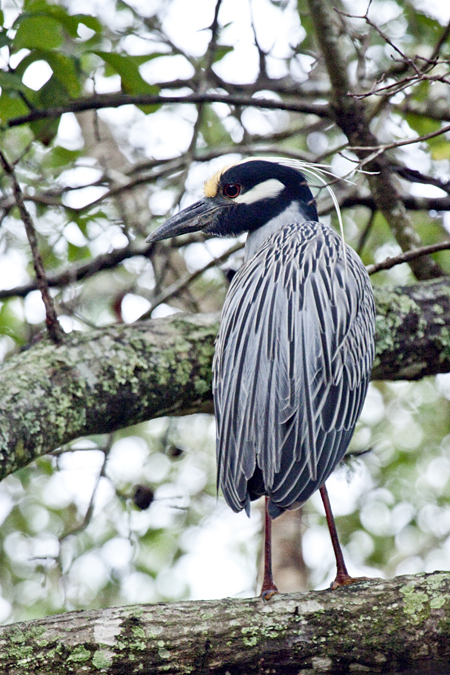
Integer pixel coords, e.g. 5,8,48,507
147,157,375,597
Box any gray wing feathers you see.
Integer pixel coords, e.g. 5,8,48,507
214,221,375,514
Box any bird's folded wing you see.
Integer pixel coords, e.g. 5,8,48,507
214,222,375,513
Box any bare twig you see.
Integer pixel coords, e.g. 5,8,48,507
142,240,243,318
337,5,450,99
352,70,450,100
0,150,64,344
356,209,376,256
430,18,450,63
59,436,113,544
306,0,444,280
0,242,152,300
367,240,450,275
349,122,450,153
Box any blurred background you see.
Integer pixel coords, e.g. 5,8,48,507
1,0,450,623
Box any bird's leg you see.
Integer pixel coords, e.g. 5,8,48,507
319,484,354,589
260,497,279,601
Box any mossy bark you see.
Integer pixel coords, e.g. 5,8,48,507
1,571,450,674
0,312,216,481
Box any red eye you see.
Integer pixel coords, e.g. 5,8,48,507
223,183,241,198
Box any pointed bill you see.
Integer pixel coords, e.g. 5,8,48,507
146,199,221,243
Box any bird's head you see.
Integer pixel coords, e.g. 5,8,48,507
146,158,319,243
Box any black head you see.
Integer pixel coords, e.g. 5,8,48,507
146,158,318,243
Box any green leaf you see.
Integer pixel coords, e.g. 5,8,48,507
29,119,59,146
0,31,10,49
0,94,30,122
201,106,233,146
67,242,92,263
13,50,81,98
212,45,234,64
23,0,50,10
43,52,81,98
48,10,102,40
73,14,102,32
429,138,450,161
92,51,159,96
0,70,30,93
402,5,442,42
0,300,27,345
42,145,81,170
36,75,71,107
29,79,63,144
13,15,63,50
405,113,441,137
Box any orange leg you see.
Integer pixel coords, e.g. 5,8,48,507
260,496,279,600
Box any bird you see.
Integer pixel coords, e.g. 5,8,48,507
147,157,376,597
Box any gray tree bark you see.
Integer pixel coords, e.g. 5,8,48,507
1,571,450,674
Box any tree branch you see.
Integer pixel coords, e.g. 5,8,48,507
0,151,64,344
367,240,450,275
348,122,450,152
0,243,154,300
341,194,450,212
305,0,444,281
1,279,450,480
2,571,450,674
0,313,216,481
5,92,329,129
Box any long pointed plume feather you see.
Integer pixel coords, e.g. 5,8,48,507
241,156,349,271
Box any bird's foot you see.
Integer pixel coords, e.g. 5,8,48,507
261,581,279,602
330,573,370,590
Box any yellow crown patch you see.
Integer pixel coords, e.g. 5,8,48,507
203,164,236,198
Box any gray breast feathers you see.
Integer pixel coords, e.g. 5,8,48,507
213,221,375,518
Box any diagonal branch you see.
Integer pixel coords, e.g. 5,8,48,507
349,122,450,154
0,151,64,344
142,240,243,318
367,240,450,275
0,243,151,300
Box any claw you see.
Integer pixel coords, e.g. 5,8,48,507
261,584,278,602
330,575,370,590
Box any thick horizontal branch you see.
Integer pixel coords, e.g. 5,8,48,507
0,313,216,481
371,278,450,379
5,92,329,129
2,571,450,674
0,278,450,480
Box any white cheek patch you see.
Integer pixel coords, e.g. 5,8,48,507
234,178,284,204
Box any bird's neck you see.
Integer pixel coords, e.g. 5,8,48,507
244,201,313,261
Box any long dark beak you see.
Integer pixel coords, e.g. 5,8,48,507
146,198,221,243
